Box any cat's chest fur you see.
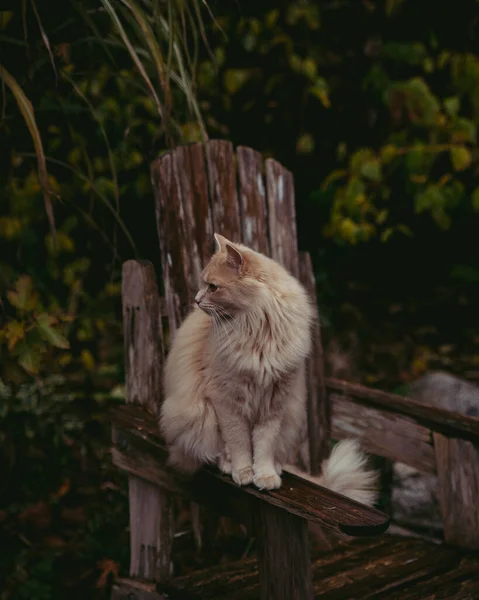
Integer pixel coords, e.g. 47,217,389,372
208,367,285,422
205,337,291,422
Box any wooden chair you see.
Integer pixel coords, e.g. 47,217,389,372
111,141,479,600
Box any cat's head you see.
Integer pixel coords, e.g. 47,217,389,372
194,233,266,316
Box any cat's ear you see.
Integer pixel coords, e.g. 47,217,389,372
214,233,228,253
225,243,244,272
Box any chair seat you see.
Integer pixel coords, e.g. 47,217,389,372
162,535,479,600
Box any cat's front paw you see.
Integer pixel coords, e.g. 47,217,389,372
232,466,254,486
217,453,232,475
253,471,282,491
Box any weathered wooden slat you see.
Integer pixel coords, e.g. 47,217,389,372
110,404,390,537
121,261,174,582
175,143,214,287
326,377,479,440
112,578,166,600
265,158,299,277
236,146,270,255
331,393,436,474
256,503,313,600
299,252,330,474
122,261,164,417
311,540,461,600
111,424,254,530
166,535,392,600
152,153,192,332
163,536,479,600
434,433,479,549
378,554,479,600
206,140,241,242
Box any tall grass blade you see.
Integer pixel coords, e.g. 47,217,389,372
100,0,165,118
0,64,57,241
21,153,138,256
69,0,117,66
30,0,57,83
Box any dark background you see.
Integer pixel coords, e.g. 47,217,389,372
1,1,479,597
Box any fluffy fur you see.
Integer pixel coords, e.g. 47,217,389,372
160,233,377,503
285,440,378,506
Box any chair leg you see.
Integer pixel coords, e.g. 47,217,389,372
256,502,314,600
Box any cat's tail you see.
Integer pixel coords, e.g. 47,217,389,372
285,439,378,506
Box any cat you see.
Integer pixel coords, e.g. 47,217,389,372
160,233,377,503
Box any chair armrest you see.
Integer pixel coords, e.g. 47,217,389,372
110,404,390,537
326,377,479,441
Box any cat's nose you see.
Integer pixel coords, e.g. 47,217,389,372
194,291,203,305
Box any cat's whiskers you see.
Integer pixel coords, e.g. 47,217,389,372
213,305,241,336
213,308,233,345
204,303,221,345
202,303,231,345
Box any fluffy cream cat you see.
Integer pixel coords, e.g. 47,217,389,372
160,233,377,503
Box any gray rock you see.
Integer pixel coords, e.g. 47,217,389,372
408,371,479,415
392,372,479,536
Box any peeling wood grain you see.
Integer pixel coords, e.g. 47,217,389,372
121,261,173,582
175,144,213,288
206,140,241,242
331,393,436,474
152,154,192,332
256,504,313,600
265,158,299,277
381,554,479,599
311,539,461,599
112,578,166,600
434,433,479,549
163,536,479,600
237,146,270,255
122,260,164,417
326,377,479,441
299,252,330,474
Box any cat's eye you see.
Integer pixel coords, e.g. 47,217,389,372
208,283,219,292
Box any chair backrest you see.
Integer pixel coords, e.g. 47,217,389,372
150,140,329,473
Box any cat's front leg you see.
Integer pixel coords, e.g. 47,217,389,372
214,405,254,486
252,417,282,490
217,445,232,474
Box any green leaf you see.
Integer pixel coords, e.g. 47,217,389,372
444,96,460,117
4,320,25,351
380,145,397,164
224,69,252,94
7,275,38,311
451,265,479,283
36,314,70,349
376,209,388,225
381,42,426,65
450,146,472,171
16,340,42,374
388,77,440,127
308,78,330,108
361,159,382,182
296,133,314,154
380,227,393,242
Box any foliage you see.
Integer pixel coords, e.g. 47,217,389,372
1,1,479,597
0,377,128,599
0,2,211,597
192,0,479,245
